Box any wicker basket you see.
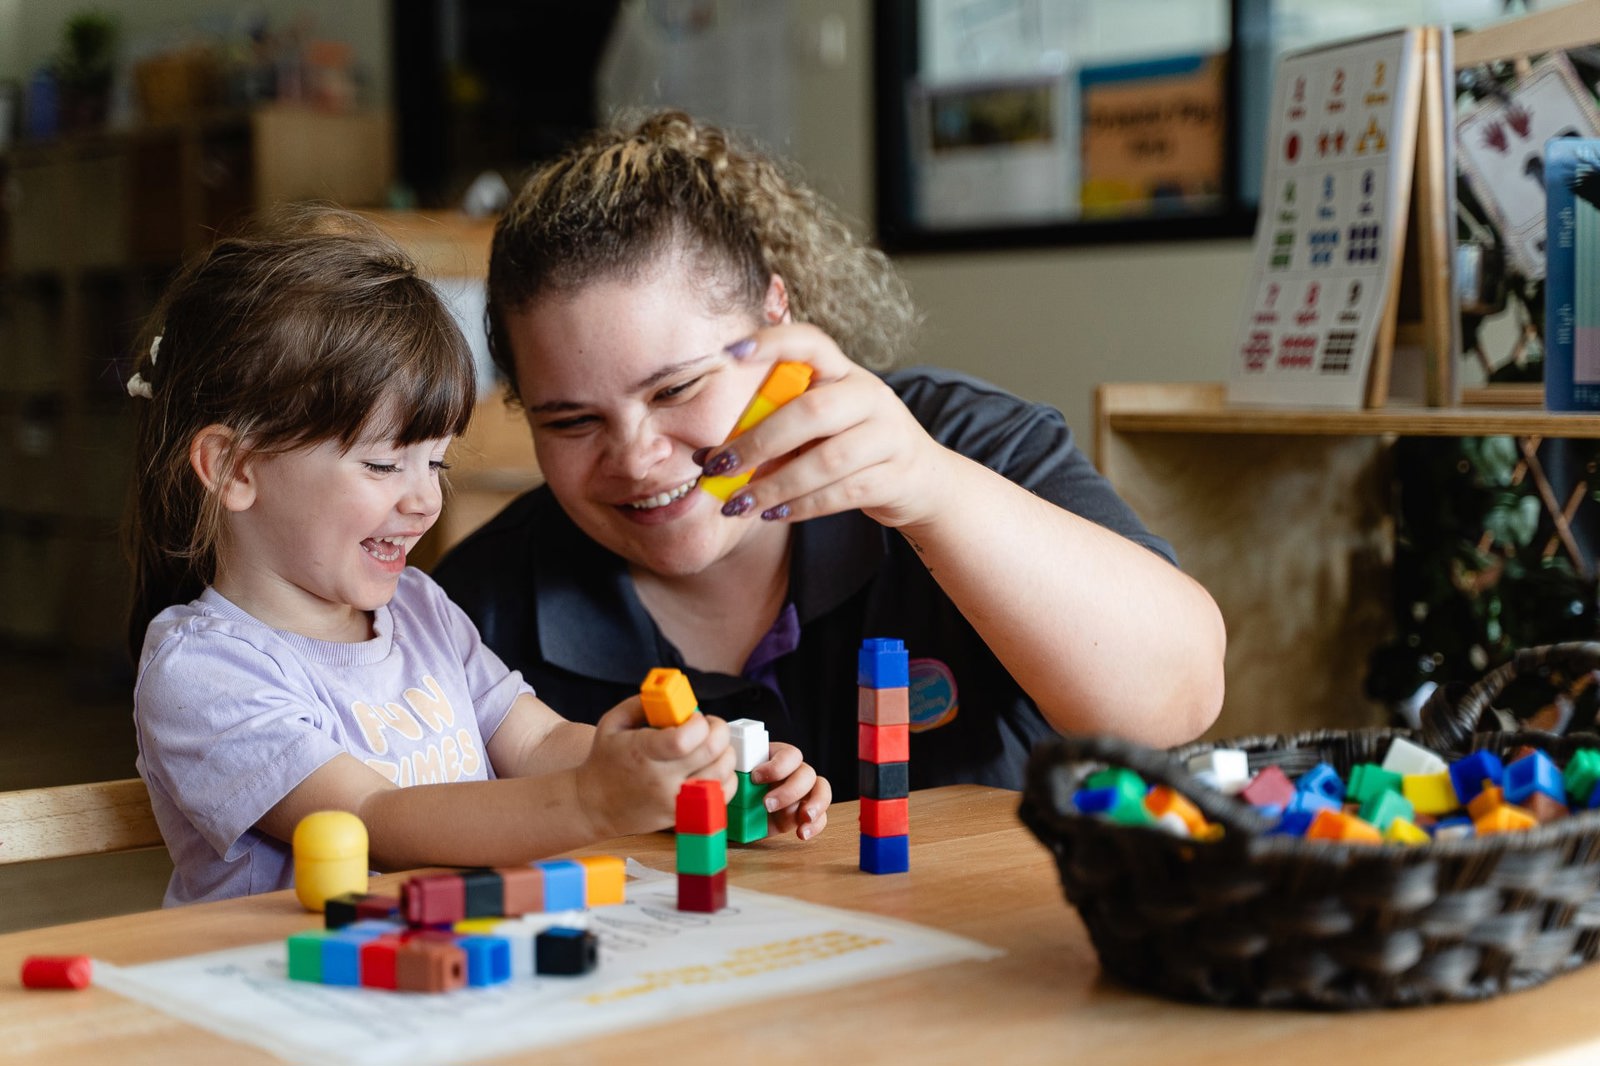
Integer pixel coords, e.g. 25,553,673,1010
1019,642,1600,1009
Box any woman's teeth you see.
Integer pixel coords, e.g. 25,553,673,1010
629,477,699,510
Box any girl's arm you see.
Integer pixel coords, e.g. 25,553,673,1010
706,324,1226,747
256,696,734,870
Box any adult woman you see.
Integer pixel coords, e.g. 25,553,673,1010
433,110,1226,797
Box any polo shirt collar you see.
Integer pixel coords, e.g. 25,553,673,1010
531,502,886,685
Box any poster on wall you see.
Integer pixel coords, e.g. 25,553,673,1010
908,73,1077,228
1078,53,1226,218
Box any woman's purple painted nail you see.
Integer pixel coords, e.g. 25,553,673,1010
703,449,740,477
760,504,791,522
724,337,757,359
721,492,756,517
691,446,711,466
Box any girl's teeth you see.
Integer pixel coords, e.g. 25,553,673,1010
630,478,698,510
365,537,405,561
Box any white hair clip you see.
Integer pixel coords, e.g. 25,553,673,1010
127,334,162,398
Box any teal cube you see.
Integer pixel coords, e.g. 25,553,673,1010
1360,788,1414,831
1347,763,1403,805
676,829,727,875
728,801,768,844
1564,749,1600,808
286,930,330,983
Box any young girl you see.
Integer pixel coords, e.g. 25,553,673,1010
125,207,828,906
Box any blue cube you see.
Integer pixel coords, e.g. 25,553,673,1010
857,638,909,689
1296,762,1345,803
538,860,586,912
322,928,383,986
1504,750,1563,806
859,833,910,874
460,936,513,987
1448,750,1505,805
1267,809,1315,837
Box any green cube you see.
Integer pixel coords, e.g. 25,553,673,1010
1360,788,1414,831
727,801,768,844
1347,763,1403,806
1564,749,1600,808
676,829,727,876
286,930,329,983
734,770,770,809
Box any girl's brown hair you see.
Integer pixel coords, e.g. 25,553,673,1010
487,109,919,403
124,206,476,659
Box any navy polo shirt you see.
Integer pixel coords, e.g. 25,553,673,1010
433,367,1175,797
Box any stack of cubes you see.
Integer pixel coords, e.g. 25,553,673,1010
727,718,771,843
858,637,910,874
676,779,728,912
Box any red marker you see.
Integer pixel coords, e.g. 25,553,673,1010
20,954,92,989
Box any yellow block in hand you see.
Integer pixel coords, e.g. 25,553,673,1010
641,667,699,728
700,361,814,501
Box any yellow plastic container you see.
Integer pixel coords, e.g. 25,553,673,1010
292,810,368,912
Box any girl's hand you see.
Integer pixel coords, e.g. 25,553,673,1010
702,323,955,530
576,699,736,838
752,741,830,841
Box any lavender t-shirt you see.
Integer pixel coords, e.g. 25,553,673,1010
133,568,530,906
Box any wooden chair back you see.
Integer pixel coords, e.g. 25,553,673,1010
0,778,163,865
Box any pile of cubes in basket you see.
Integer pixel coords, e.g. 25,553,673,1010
286,856,624,993
1074,736,1600,845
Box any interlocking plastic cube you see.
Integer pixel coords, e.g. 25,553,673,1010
858,638,910,689
641,667,699,728
1447,750,1504,806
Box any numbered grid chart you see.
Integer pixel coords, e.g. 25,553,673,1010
1230,30,1423,408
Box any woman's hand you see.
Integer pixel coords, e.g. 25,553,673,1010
701,324,956,530
752,741,830,841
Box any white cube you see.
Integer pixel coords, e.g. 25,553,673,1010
1380,736,1448,777
1187,748,1251,794
727,718,770,773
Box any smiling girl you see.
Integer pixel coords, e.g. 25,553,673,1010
124,208,826,905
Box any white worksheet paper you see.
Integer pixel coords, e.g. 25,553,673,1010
93,861,1001,1065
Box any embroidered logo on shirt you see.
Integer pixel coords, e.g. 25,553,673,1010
908,658,958,732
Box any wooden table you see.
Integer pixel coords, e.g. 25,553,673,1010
3,784,1599,1065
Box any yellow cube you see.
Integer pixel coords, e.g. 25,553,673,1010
1401,771,1459,815
577,855,627,906
1383,817,1430,846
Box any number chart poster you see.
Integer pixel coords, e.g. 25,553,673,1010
1229,30,1423,408
92,862,1000,1066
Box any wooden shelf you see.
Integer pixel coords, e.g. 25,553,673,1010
1098,381,1600,451
1088,380,1600,744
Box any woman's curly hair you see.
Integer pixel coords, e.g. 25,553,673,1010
487,109,919,401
